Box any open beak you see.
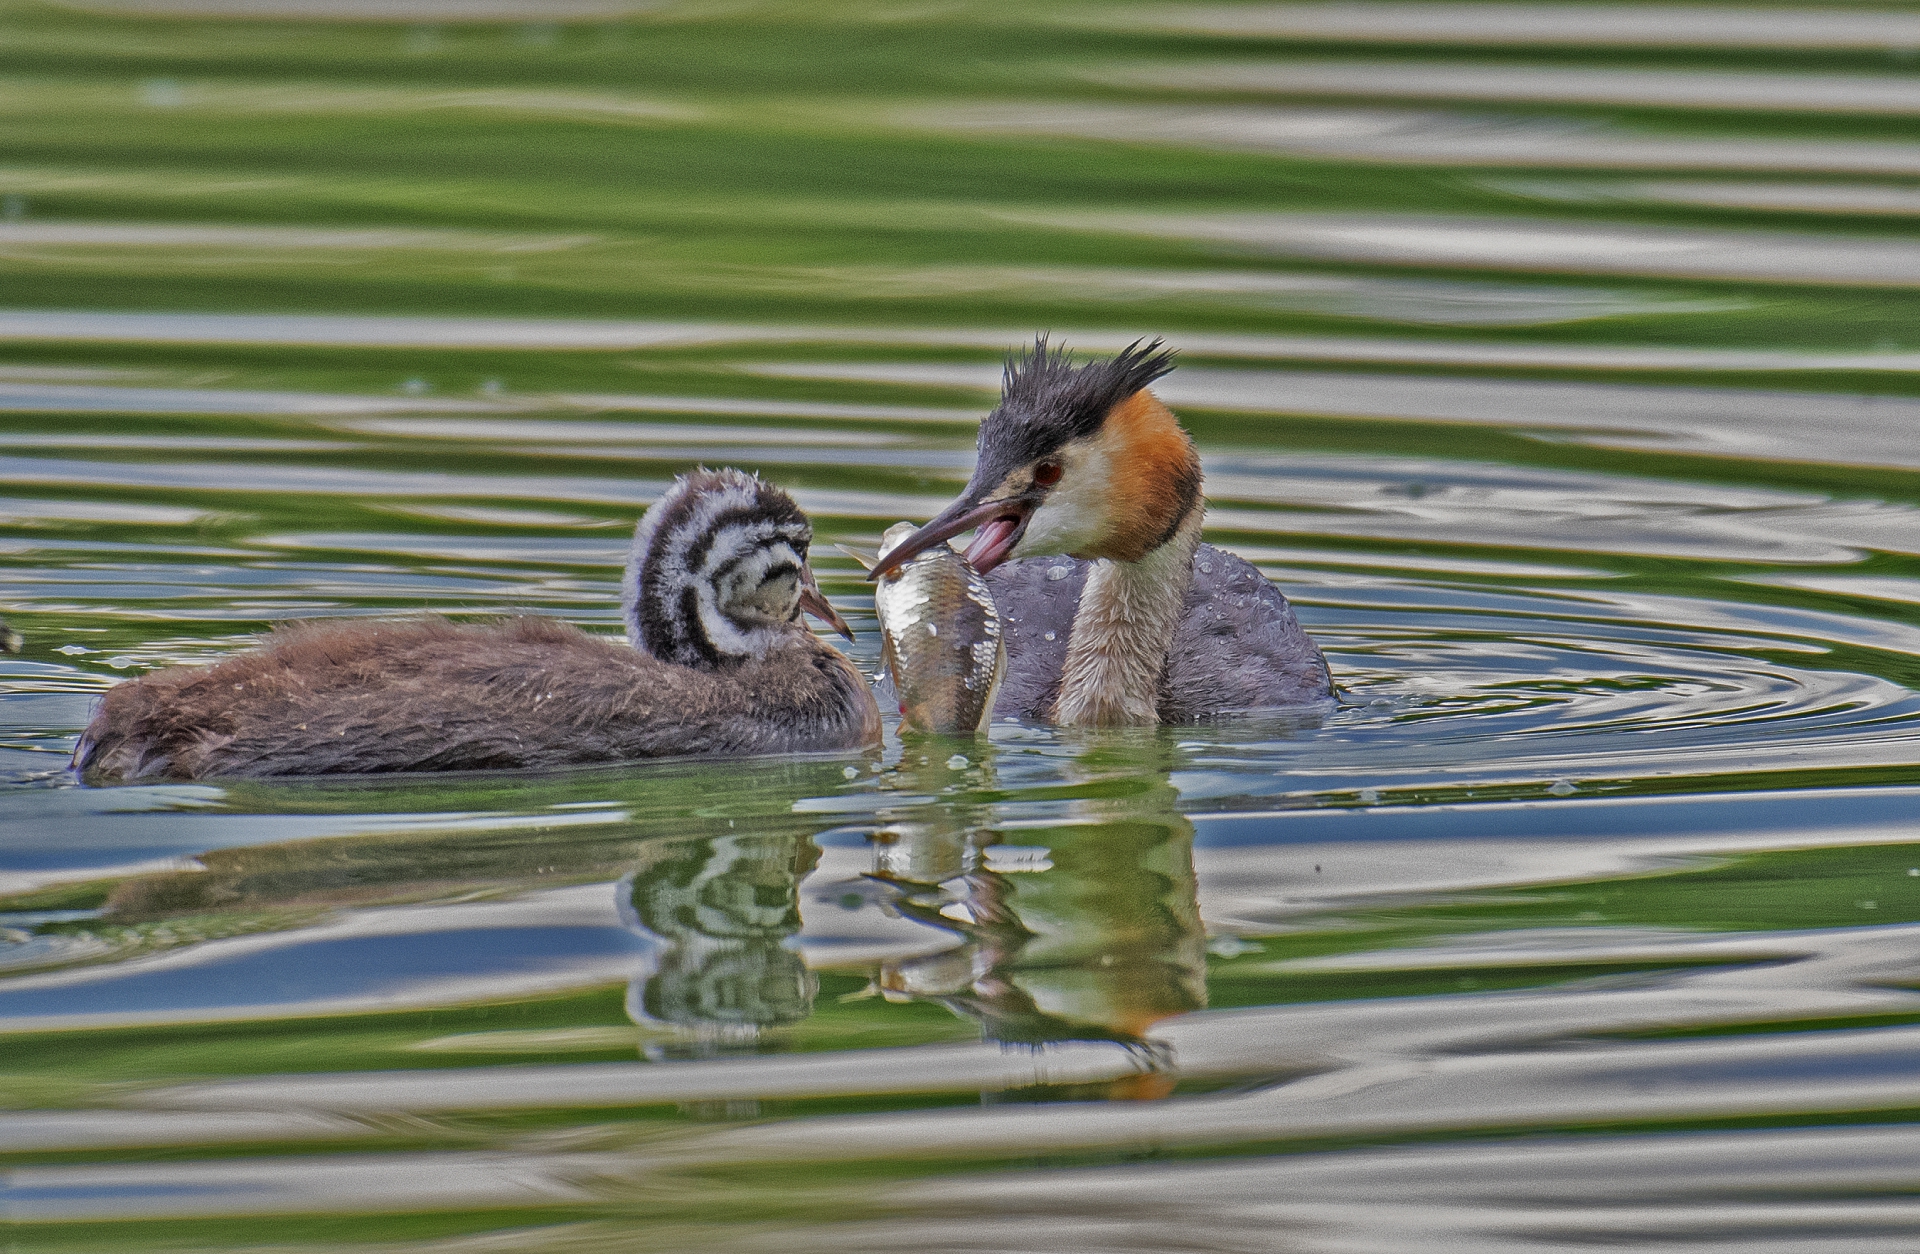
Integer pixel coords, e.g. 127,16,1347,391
867,494,1036,580
797,563,855,641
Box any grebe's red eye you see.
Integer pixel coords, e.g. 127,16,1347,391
1033,460,1063,487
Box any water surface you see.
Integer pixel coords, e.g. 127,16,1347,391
6,1,1920,1248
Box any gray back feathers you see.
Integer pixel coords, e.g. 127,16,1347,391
625,468,816,668
984,544,1333,721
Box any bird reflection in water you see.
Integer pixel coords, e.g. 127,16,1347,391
612,746,1205,1096
866,747,1204,1099
618,832,821,1060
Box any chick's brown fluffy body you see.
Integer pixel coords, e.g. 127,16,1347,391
75,615,879,781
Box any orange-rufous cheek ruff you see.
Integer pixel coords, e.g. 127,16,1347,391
1086,389,1201,563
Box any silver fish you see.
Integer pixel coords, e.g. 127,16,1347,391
862,521,1005,735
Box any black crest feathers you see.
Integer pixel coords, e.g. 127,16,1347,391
1001,336,1176,422
973,338,1177,486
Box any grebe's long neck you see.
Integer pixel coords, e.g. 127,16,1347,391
1054,505,1203,727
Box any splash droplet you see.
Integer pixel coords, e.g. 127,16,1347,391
946,754,969,770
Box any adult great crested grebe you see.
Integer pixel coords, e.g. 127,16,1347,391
871,339,1333,726
74,469,880,780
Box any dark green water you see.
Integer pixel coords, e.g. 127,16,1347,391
9,1,1920,1248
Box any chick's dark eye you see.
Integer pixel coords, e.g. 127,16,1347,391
1033,460,1063,487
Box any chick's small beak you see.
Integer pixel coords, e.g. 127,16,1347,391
867,495,1035,580
797,563,855,642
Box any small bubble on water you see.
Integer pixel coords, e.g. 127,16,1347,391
106,657,134,669
1860,900,1879,910
54,644,94,655
1042,630,1056,641
842,766,859,780
480,378,504,397
401,378,431,395
946,754,969,770
1548,780,1576,796
1357,787,1380,803
1206,934,1260,958
1046,566,1070,581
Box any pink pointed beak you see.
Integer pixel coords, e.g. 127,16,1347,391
867,495,1035,580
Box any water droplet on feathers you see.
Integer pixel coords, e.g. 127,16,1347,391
1046,566,1070,581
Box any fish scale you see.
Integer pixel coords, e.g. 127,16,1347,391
871,521,1006,735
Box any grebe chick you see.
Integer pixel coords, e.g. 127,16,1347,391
872,339,1332,726
74,469,880,780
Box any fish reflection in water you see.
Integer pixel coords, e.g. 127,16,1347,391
869,823,1203,1088
866,749,1203,1090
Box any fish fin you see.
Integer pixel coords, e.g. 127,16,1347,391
836,543,880,572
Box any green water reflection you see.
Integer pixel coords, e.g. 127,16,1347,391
10,0,1920,1246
